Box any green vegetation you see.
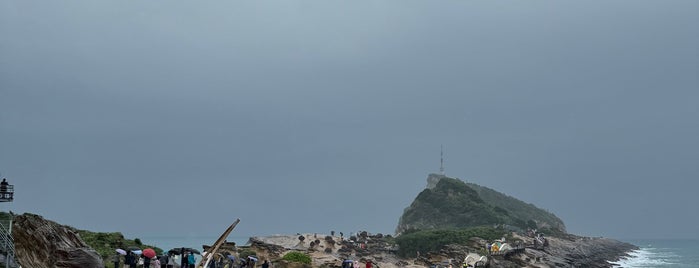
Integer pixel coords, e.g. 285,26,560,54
394,226,506,257
465,182,566,231
399,178,517,231
282,251,312,264
76,230,163,267
238,248,257,259
397,177,566,234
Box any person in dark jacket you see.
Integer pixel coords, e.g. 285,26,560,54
124,252,135,268
261,260,270,268
160,254,169,268
180,249,187,268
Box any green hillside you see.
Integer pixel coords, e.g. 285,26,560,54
465,182,565,232
396,175,566,235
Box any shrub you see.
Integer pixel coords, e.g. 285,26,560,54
238,248,257,258
282,251,312,264
394,226,506,257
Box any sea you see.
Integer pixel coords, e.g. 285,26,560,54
140,236,699,267
138,235,252,254
610,239,699,268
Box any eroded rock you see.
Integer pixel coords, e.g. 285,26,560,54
12,213,103,268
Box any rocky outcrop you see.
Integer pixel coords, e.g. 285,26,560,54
396,174,566,235
12,213,103,268
248,231,635,268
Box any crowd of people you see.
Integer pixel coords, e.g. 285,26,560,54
112,249,272,268
112,249,197,268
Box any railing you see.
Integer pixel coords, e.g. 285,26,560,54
0,221,16,268
0,185,13,202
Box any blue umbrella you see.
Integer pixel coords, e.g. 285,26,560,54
227,255,235,261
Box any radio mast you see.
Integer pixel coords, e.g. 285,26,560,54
440,145,445,175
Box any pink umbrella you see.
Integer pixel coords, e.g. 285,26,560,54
143,248,156,259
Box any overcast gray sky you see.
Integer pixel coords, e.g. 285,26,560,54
1,1,698,241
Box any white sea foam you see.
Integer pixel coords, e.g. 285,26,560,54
610,248,676,268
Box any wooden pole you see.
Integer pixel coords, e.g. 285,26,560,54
198,218,240,267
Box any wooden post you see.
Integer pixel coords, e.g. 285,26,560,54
198,218,240,267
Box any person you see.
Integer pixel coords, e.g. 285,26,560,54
261,260,269,268
188,252,196,268
365,260,372,268
167,253,176,268
125,252,135,268
239,259,247,268
144,255,151,268
113,253,121,268
152,257,161,268
180,250,187,268
159,254,168,268
0,178,8,193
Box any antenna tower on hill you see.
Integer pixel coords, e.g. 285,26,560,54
440,145,445,175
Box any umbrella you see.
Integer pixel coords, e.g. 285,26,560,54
143,248,156,259
131,250,143,255
116,249,127,255
227,255,236,261
168,247,201,255
343,260,354,263
248,256,258,262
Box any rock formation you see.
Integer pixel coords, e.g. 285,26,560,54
396,174,566,235
12,213,103,268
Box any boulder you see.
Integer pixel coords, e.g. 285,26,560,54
12,213,103,268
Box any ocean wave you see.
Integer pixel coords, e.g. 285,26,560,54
610,248,676,268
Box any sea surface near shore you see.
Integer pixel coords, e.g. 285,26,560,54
139,235,251,253
610,239,699,268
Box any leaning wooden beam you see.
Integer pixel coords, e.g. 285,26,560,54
198,218,240,267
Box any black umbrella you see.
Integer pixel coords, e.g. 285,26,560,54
168,248,201,255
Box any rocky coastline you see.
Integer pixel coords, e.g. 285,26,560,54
245,232,636,268
7,212,636,268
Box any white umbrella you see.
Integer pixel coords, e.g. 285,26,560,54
116,249,127,255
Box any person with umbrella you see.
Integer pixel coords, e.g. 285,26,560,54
124,251,134,268
180,248,187,268
159,254,169,268
247,256,258,268
151,256,161,268
187,251,196,268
